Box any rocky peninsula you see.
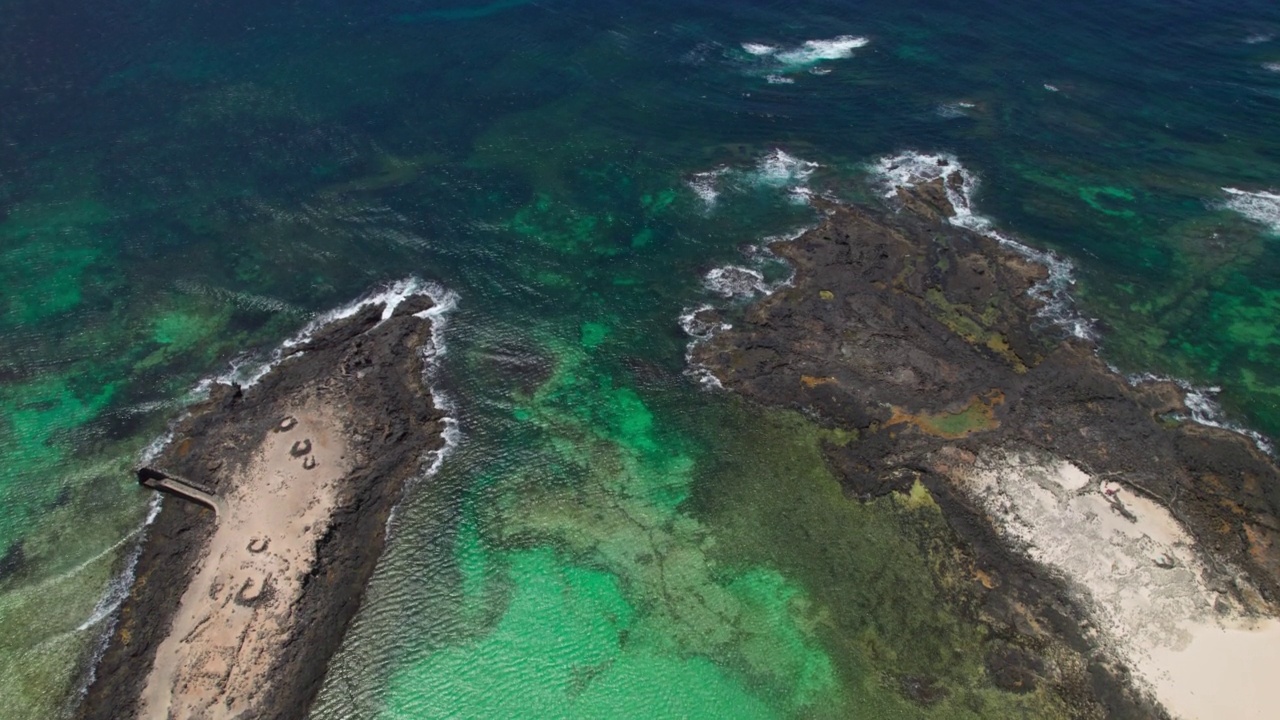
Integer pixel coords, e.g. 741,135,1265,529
687,160,1280,720
77,289,449,720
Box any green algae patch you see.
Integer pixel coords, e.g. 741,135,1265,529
630,228,655,248
639,189,677,214
509,195,612,256
922,289,1026,370
692,404,1072,719
1212,286,1280,358
897,479,940,511
1078,185,1137,218
0,376,119,534
886,392,1003,439
0,244,102,324
579,321,609,350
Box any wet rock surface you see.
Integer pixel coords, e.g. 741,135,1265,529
690,182,1280,718
77,296,446,720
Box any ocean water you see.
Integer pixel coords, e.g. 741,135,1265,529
1,0,1278,717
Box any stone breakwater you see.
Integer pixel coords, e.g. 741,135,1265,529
78,292,447,720
687,173,1280,720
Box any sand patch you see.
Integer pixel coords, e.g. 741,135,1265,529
137,404,349,719
958,449,1280,720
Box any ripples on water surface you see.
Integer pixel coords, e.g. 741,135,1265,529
1,0,1279,717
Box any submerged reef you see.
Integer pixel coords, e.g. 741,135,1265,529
689,171,1280,719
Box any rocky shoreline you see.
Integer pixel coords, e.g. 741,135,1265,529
687,165,1280,719
77,291,448,720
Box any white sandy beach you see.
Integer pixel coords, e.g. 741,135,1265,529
955,449,1280,720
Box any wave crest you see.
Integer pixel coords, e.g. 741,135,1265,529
1222,187,1280,235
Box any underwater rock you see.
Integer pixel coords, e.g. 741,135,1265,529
0,541,24,581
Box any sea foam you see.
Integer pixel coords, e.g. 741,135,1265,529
773,35,869,66
1221,187,1280,235
752,149,818,191
686,167,729,209
741,43,777,56
679,304,730,390
686,149,820,210
1123,371,1275,456
703,265,770,299
190,277,458,396
738,35,869,75
871,151,1097,341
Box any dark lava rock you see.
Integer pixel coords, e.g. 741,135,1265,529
0,541,25,582
76,293,447,720
985,645,1045,693
689,177,1279,718
691,183,1280,606
392,293,435,318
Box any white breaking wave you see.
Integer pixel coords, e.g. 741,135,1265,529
686,166,729,209
1245,33,1275,45
1265,62,1280,72
741,42,777,56
753,148,818,187
679,304,730,390
72,494,163,703
703,265,770,299
679,304,730,341
704,240,798,301
1123,371,1275,456
1221,187,1280,234
765,74,795,85
140,427,176,465
75,497,163,633
738,35,869,74
1183,387,1275,456
190,277,457,395
686,149,820,210
871,151,1097,341
773,35,869,66
405,282,462,488
682,233,808,390
386,289,462,536
282,277,455,351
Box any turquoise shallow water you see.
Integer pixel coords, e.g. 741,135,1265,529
1,0,1279,716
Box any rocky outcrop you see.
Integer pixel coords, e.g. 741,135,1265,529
689,182,1280,718
78,294,447,720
